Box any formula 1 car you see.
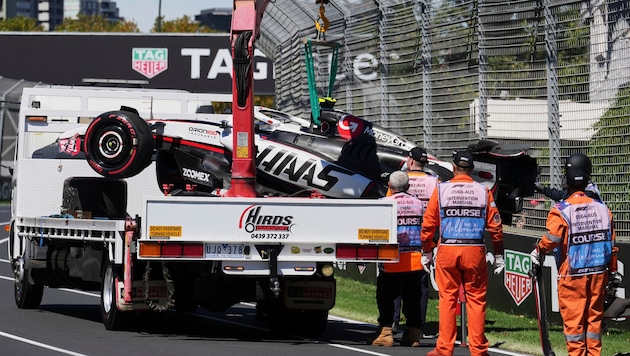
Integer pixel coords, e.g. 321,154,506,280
34,105,537,223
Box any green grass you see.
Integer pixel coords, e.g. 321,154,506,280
331,276,630,356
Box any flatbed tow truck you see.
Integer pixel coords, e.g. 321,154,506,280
8,0,399,336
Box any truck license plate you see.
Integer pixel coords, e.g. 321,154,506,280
205,243,244,258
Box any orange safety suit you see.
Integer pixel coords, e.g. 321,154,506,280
421,173,504,356
537,192,617,356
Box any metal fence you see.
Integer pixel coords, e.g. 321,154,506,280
1,1,628,238
259,0,630,240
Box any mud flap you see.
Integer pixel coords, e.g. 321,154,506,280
116,279,169,312
284,279,336,310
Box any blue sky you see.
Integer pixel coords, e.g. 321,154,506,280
115,0,232,32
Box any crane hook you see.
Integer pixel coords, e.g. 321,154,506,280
315,2,330,33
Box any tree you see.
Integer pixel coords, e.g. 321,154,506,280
55,14,139,32
152,15,216,33
0,17,43,31
587,82,630,230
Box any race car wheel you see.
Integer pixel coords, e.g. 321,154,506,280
14,257,44,309
84,109,153,179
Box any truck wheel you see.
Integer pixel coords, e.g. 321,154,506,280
296,310,328,337
101,262,129,330
265,302,290,335
174,277,198,313
14,257,44,309
266,303,329,337
84,109,153,179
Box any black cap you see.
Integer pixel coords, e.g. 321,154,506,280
453,150,474,169
408,147,428,162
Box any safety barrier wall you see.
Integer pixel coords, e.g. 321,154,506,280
262,0,630,240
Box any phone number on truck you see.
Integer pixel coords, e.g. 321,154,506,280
250,233,289,239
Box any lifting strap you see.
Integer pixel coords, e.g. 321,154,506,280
304,0,339,127
303,38,339,126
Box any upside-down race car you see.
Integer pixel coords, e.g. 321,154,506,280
34,105,537,223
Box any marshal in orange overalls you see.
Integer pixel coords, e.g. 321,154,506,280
537,192,617,356
421,173,503,356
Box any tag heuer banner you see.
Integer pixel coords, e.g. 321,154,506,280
503,249,533,306
0,33,274,95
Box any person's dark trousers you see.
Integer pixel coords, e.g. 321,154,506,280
376,270,423,329
420,270,429,326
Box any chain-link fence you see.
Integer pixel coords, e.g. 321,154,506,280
260,0,630,240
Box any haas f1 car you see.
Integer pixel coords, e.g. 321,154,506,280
35,105,537,223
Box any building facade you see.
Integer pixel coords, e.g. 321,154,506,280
195,8,231,33
1,0,120,30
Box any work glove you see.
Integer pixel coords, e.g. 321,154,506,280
534,182,544,193
421,251,433,271
493,254,505,274
530,247,541,267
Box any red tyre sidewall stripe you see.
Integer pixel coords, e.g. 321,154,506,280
107,115,140,176
83,117,102,155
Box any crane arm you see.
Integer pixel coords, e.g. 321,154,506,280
227,0,271,197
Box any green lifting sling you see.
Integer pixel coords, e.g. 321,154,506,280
303,38,339,126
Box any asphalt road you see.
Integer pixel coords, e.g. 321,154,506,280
0,205,528,356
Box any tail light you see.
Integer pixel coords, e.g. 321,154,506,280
139,242,204,258
336,244,398,262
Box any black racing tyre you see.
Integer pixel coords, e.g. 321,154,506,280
84,109,153,179
14,258,44,309
101,262,130,330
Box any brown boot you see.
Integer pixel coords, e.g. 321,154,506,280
369,326,394,346
400,327,422,347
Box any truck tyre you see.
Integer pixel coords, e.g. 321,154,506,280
266,303,328,337
265,302,290,335
173,276,198,313
14,257,44,309
101,262,129,330
296,310,328,337
84,109,153,179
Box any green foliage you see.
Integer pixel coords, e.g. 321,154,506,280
587,84,630,227
331,276,378,324
0,16,43,31
333,276,630,356
152,15,217,33
556,6,589,101
54,14,139,32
